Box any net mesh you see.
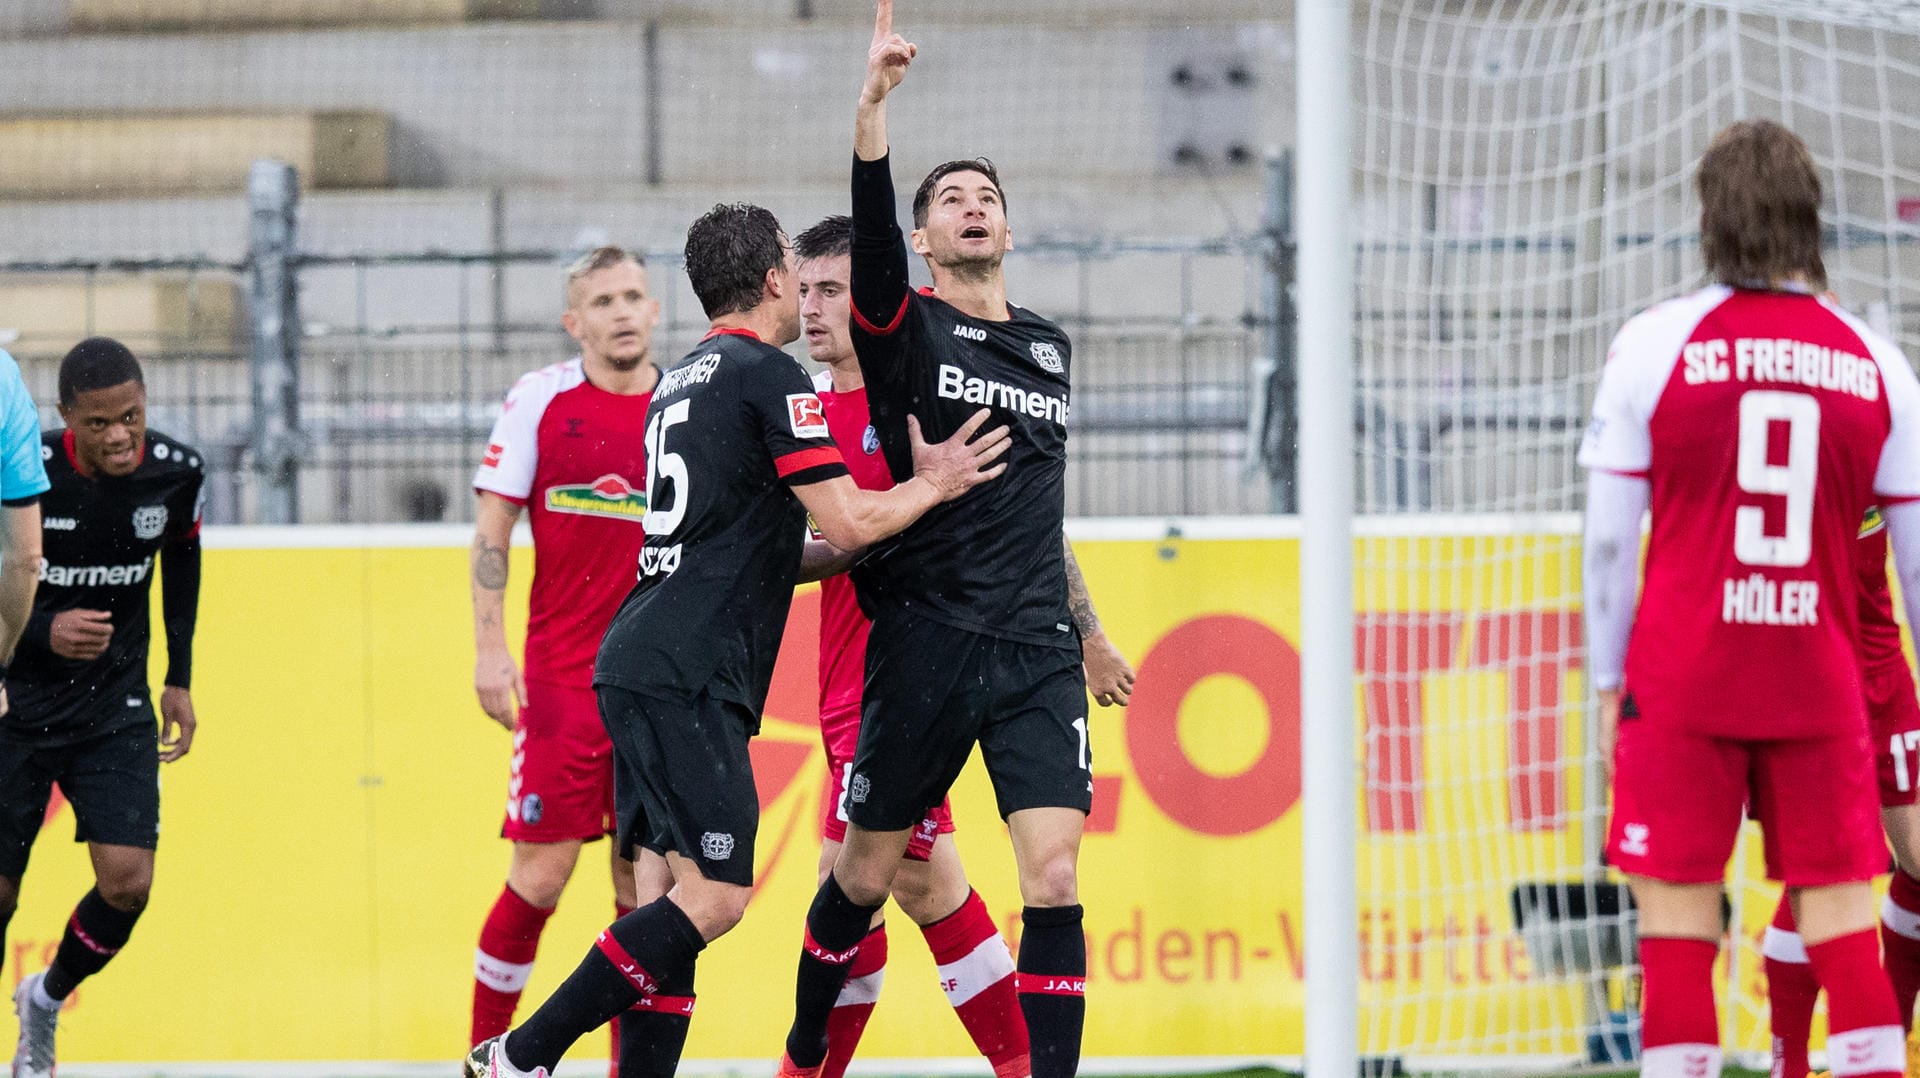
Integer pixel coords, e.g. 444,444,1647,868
1355,0,1920,1068
0,3,1284,523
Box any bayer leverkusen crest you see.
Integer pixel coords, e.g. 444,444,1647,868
544,473,647,521
1030,341,1064,374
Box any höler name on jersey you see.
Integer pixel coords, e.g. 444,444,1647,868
1722,573,1819,626
937,363,1068,425
1681,336,1880,400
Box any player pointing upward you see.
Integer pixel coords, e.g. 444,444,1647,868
465,203,1008,1078
780,6,1120,1078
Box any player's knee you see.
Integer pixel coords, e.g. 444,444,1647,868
98,873,152,913
1018,856,1079,908
0,888,16,924
685,887,750,937
509,854,576,908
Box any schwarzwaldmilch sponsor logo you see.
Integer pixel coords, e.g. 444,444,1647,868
544,474,646,520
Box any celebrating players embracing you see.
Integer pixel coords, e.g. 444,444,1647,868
2,339,204,1078
1581,120,1920,1078
464,203,1008,1078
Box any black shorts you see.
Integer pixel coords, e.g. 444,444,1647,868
599,685,758,888
849,611,1091,833
0,714,160,879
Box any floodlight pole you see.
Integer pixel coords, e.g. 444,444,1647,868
1297,2,1358,1077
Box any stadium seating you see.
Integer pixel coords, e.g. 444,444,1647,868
0,273,239,358
0,111,390,198
69,0,538,32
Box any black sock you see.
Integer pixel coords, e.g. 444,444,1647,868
44,888,143,1000
784,874,883,1068
615,958,696,1078
505,897,705,1074
1017,904,1086,1078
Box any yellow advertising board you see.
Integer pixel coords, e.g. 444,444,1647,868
1,524,1780,1064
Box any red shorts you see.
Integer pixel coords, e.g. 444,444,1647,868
501,678,615,843
1868,661,1920,808
1607,716,1883,886
820,706,953,861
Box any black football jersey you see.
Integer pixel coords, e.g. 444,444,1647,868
8,430,204,741
847,154,1075,650
593,329,849,725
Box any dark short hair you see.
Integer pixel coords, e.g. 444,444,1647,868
1698,120,1827,290
58,337,144,406
794,215,853,262
912,159,1007,230
684,203,788,319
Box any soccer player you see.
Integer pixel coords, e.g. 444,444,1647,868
1581,119,1920,1078
0,345,49,718
1765,505,1920,1076
1,338,204,1078
779,7,1109,1078
794,214,1136,1078
463,202,1009,1078
469,247,663,1070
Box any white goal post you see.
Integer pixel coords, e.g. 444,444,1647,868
1302,1,1920,1074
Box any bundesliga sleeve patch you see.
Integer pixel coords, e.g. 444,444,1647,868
787,394,830,439
481,442,505,469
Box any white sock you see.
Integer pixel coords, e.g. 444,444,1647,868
29,975,59,1012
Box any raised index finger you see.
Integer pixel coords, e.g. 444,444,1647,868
872,0,893,48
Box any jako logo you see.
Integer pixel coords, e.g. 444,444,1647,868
43,517,76,531
952,323,987,342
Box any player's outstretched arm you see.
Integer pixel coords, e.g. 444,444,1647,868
855,0,915,163
472,491,527,731
1065,537,1134,707
796,410,1008,551
158,529,202,761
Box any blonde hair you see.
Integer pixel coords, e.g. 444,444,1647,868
565,246,646,305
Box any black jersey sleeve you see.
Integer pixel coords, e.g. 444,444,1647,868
747,357,850,488
850,153,915,377
159,451,204,688
159,535,200,690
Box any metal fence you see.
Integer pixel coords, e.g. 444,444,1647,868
1,163,1284,525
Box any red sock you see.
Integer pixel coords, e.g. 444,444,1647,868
921,890,1030,1078
1639,937,1721,1078
1882,870,1920,1032
1808,928,1903,1078
610,903,637,1078
821,925,888,1078
1765,896,1819,1078
473,885,555,1048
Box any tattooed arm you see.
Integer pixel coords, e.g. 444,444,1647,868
473,492,527,730
1066,536,1135,707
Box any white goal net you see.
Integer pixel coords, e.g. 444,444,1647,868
1352,0,1920,1068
